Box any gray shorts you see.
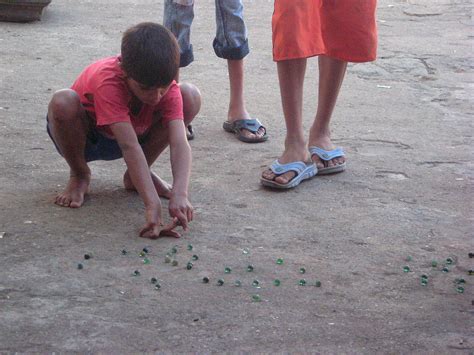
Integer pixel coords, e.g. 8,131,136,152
163,0,249,67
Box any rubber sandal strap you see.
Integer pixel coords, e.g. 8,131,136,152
270,160,310,176
233,118,266,135
309,146,345,161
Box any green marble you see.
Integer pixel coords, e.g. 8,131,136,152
252,294,261,302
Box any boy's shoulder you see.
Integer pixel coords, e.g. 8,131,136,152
72,55,127,95
83,56,123,82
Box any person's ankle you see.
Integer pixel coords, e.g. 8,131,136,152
70,169,91,179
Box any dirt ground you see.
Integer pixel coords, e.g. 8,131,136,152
0,0,473,353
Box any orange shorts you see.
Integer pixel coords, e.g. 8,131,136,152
272,0,377,63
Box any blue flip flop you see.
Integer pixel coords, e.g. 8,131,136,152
223,118,268,143
308,146,346,175
261,160,317,189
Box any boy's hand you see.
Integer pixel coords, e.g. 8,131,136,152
169,194,193,231
139,205,163,239
140,217,181,239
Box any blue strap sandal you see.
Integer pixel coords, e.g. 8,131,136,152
261,160,317,189
223,118,268,143
308,146,346,175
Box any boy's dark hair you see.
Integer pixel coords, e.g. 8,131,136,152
121,22,179,88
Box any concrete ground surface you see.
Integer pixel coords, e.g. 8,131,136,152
0,0,473,353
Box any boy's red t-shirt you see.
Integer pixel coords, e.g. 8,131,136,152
71,56,183,138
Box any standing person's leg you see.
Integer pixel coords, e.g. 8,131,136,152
308,56,347,171
215,0,267,142
47,89,91,208
163,0,195,139
261,59,310,184
163,0,194,69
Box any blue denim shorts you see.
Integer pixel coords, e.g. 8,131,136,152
46,114,146,162
163,0,250,67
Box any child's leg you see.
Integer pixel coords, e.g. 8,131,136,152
214,0,265,141
308,56,347,169
261,58,308,184
47,89,91,208
123,83,201,197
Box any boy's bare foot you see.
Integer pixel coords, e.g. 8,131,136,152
123,171,172,199
55,174,91,208
308,134,346,169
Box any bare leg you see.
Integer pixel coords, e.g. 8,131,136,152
48,89,91,208
226,59,265,140
308,56,347,169
124,83,201,197
262,58,308,184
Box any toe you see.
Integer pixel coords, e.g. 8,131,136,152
275,171,295,185
240,129,255,140
262,168,275,180
57,196,70,207
312,155,325,169
69,195,83,208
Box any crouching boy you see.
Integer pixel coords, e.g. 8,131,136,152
47,22,201,238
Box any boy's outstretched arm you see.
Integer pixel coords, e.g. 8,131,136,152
167,119,193,230
109,121,163,237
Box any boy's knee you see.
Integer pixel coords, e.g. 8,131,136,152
180,83,201,123
49,89,81,120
